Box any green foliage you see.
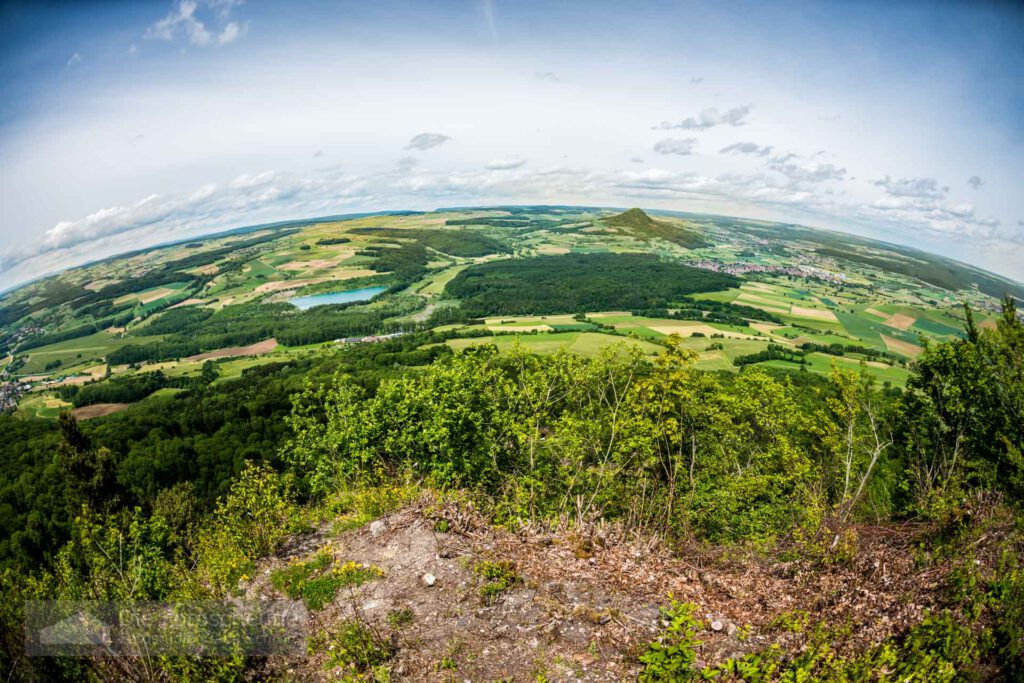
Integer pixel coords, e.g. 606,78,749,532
0,335,446,572
696,612,983,682
53,506,177,601
733,342,805,366
57,412,120,514
17,322,99,352
285,340,819,544
349,227,510,257
386,607,414,628
61,369,186,407
900,298,1024,508
634,298,785,325
313,620,396,677
473,560,521,604
109,299,427,363
639,596,1005,682
445,253,738,317
192,462,297,595
272,554,383,610
637,599,702,682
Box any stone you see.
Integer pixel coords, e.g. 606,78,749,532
369,520,386,537
421,573,437,587
727,622,738,637
710,619,724,631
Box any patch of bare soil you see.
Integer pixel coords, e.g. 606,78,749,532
72,403,129,420
252,503,950,681
184,338,277,362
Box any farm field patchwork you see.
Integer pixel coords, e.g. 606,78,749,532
2,206,1019,418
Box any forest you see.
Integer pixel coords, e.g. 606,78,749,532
445,253,739,316
348,228,510,257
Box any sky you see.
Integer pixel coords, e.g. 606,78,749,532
1,0,1022,291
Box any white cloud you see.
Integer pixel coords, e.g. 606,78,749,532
217,21,246,45
207,0,244,18
66,53,82,68
874,176,948,199
720,141,773,156
396,156,418,171
766,153,846,183
967,175,984,190
485,156,526,170
189,183,217,201
144,0,245,47
653,138,698,155
654,105,751,131
404,132,451,151
534,71,560,82
127,44,138,56
864,174,1003,245
630,157,644,164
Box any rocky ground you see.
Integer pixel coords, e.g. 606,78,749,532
246,500,952,681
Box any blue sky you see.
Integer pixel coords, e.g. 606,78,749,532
1,0,1022,289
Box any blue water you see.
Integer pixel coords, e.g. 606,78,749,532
288,286,387,310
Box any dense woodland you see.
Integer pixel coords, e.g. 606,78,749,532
348,228,510,258
446,253,739,316
0,296,1021,680
105,299,424,365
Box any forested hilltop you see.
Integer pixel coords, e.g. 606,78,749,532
1,207,1023,680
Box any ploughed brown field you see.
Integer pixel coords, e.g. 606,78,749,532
184,338,278,362
72,403,129,420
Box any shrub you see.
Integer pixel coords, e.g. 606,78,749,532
638,600,702,682
272,554,382,610
473,560,521,605
312,620,396,676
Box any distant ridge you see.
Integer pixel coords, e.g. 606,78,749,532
603,207,708,249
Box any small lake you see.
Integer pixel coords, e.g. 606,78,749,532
288,286,387,310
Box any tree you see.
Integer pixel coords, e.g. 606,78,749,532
56,412,119,514
629,336,724,533
819,365,892,522
903,297,1024,508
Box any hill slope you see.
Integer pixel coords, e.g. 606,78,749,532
603,208,708,248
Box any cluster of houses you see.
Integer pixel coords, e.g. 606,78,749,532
0,381,28,413
691,259,847,284
335,331,407,345
2,324,42,356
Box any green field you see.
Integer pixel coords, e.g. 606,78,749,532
15,331,147,376
446,331,663,357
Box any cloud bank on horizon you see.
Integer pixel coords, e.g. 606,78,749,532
0,0,1022,289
